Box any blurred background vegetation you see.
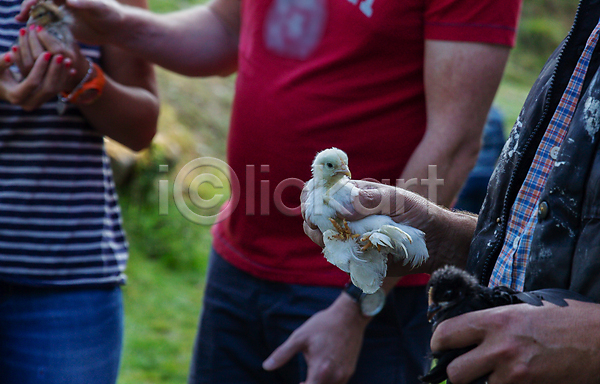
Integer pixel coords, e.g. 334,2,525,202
115,0,579,382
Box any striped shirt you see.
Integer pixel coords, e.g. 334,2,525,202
490,19,600,290
0,0,128,287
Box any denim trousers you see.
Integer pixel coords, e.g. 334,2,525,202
0,284,124,384
189,250,432,384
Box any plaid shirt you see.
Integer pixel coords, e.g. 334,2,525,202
490,20,600,290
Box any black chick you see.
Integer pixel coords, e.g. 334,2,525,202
420,265,593,384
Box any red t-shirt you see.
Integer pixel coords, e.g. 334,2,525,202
212,0,521,287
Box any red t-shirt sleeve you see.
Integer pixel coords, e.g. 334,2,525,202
424,0,522,47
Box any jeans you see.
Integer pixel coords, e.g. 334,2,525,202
0,284,124,384
189,250,431,384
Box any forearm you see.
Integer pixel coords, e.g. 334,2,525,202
409,40,510,206
400,132,480,207
119,4,238,76
78,74,158,151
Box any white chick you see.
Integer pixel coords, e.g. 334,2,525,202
304,148,429,293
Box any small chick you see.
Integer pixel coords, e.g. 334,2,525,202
421,265,594,384
304,147,429,293
28,0,74,46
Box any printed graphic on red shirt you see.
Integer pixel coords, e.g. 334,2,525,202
263,0,327,60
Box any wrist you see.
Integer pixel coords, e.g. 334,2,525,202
65,56,93,92
59,58,106,110
335,293,373,326
433,208,477,270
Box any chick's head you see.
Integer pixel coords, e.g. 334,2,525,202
29,1,67,26
311,147,351,184
426,265,479,321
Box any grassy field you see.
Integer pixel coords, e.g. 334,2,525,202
116,0,229,382
115,0,578,382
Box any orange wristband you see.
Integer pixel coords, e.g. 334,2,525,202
60,60,106,106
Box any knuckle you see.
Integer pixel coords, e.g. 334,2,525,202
21,82,36,95
505,364,530,383
487,309,512,330
359,188,381,206
494,341,518,361
315,361,334,378
7,93,24,105
445,364,467,384
330,370,348,384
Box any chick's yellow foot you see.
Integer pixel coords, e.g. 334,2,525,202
329,218,360,241
359,237,381,252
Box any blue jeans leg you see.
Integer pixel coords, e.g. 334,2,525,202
0,285,124,384
189,250,431,384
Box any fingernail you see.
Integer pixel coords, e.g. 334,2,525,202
262,358,275,371
28,24,35,31
11,46,18,52
36,25,43,32
19,28,26,36
3,53,11,63
56,55,63,64
43,52,52,61
64,59,72,68
69,68,77,76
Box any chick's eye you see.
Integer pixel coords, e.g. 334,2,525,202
326,163,333,168
441,289,454,300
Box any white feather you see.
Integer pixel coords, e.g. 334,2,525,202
349,249,387,294
323,229,360,273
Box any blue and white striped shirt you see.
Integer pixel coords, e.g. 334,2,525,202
0,0,128,287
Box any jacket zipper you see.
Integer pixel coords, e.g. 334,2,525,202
479,0,584,286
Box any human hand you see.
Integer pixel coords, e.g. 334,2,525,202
431,300,600,384
17,0,125,46
301,180,435,244
301,180,469,275
12,24,86,84
262,294,369,384
0,51,73,111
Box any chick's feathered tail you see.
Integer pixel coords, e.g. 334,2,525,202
378,224,428,267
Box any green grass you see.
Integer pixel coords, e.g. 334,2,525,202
117,196,213,384
118,246,205,384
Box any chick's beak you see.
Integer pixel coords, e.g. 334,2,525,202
337,164,351,178
426,304,442,323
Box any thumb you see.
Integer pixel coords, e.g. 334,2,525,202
263,335,304,371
